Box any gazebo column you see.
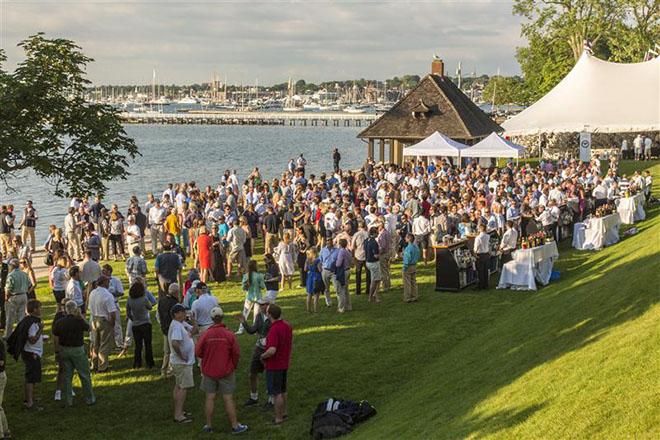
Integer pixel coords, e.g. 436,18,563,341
379,139,385,163
388,140,394,164
367,139,374,159
392,139,401,165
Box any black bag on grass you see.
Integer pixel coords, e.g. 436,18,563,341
310,398,377,439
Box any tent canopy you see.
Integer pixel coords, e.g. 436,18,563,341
462,132,525,158
502,52,660,136
402,131,468,157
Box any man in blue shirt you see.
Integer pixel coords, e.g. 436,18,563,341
402,233,421,303
319,235,338,307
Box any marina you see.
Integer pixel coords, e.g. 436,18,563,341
120,110,378,126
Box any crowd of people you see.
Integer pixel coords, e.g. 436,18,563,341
0,147,654,438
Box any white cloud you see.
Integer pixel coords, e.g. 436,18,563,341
1,0,524,84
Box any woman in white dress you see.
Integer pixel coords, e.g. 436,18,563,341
274,232,296,290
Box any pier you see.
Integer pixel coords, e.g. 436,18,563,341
120,111,378,127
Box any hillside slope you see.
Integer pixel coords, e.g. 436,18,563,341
354,165,660,439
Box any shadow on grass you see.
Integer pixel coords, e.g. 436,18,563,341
352,207,660,439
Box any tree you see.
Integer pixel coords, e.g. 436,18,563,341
482,76,528,105
0,34,138,197
609,0,660,62
513,0,658,101
514,0,619,61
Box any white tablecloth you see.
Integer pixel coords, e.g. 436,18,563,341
573,214,620,250
497,241,559,291
616,193,646,225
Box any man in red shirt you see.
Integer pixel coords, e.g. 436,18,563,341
195,306,248,435
260,304,293,425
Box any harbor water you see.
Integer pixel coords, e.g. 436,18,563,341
2,124,363,242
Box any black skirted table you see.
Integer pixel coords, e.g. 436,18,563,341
434,234,500,292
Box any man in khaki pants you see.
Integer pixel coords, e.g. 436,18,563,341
88,276,117,372
402,234,421,303
64,207,81,261
377,223,392,291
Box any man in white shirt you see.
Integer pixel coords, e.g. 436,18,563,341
592,181,608,208
621,139,629,160
226,219,247,277
324,206,340,235
125,216,141,250
499,220,518,265
65,266,84,308
644,136,652,160
190,283,218,335
168,303,198,424
88,276,117,372
148,200,166,255
633,134,643,160
64,207,81,260
473,224,491,290
412,214,432,265
102,265,125,349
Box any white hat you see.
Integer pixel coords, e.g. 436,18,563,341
210,306,224,319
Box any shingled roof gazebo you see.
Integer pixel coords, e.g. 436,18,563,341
358,57,502,164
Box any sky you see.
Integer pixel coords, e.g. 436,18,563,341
0,0,524,86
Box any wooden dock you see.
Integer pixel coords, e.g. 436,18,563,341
120,111,378,127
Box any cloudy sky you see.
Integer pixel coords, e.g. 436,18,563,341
1,0,524,85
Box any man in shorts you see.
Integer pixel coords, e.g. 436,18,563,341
195,306,248,434
239,297,272,408
364,227,382,303
168,303,198,424
260,304,293,426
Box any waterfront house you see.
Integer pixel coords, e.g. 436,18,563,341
358,57,502,164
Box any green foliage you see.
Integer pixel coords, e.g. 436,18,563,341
514,0,659,100
0,34,138,198
609,0,660,62
482,75,528,105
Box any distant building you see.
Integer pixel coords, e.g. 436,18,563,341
358,57,502,164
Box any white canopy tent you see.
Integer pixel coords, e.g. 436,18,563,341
462,132,526,158
402,131,468,158
502,52,660,136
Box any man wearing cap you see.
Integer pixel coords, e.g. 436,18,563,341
168,303,198,424
4,258,31,337
239,297,272,408
88,276,117,372
195,306,247,434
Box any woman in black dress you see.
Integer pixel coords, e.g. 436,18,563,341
210,224,227,283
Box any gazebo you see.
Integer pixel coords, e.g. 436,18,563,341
358,57,502,165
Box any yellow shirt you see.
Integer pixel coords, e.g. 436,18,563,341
164,213,181,235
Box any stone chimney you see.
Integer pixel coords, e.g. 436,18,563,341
431,57,444,76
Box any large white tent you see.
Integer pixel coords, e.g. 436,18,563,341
402,131,468,157
462,132,526,158
502,52,660,136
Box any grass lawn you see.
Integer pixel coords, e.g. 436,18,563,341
4,160,659,440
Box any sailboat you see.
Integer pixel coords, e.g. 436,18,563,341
283,77,299,112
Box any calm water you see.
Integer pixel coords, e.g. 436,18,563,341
2,125,363,242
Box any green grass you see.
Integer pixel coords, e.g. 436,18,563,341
4,160,660,440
